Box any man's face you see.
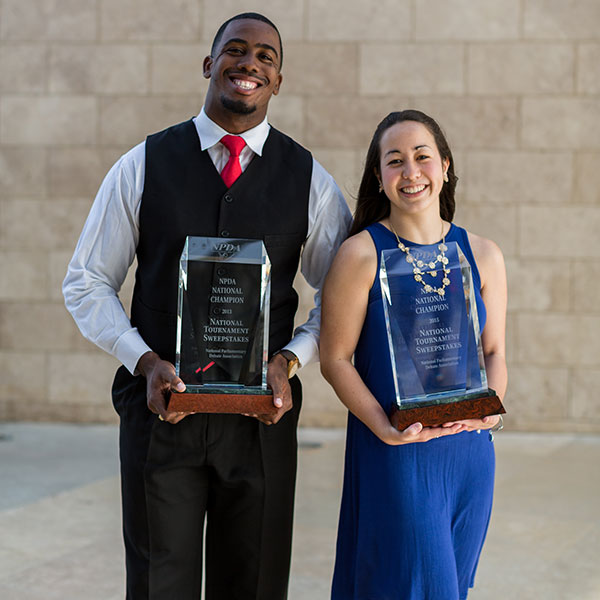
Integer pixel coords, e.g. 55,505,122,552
203,19,283,130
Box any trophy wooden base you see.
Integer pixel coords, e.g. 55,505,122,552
390,390,505,431
168,390,277,415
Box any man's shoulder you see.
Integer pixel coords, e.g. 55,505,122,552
267,125,312,159
147,118,196,144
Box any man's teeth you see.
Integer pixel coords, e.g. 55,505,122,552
401,185,426,194
233,79,257,90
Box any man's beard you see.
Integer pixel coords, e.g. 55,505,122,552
220,95,257,115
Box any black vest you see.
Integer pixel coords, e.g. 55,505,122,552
130,119,313,364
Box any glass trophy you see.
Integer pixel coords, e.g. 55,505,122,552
168,236,275,415
379,240,505,430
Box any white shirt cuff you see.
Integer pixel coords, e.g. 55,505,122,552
282,334,319,371
112,328,153,375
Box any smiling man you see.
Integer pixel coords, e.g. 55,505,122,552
63,12,351,600
205,16,283,121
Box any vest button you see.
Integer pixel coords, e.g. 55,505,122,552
223,193,233,203
220,229,230,237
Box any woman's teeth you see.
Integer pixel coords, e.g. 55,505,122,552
401,184,426,194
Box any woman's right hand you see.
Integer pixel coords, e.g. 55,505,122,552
379,421,465,445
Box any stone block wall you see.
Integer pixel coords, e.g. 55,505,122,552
1,0,599,431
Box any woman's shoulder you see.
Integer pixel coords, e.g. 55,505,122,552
463,229,503,262
462,228,506,283
334,230,377,266
326,229,378,284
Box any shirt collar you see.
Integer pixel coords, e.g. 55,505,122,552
194,107,270,156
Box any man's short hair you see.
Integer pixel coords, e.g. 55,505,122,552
210,12,283,69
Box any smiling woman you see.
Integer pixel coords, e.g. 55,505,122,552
377,121,449,218
320,109,508,599
349,110,459,237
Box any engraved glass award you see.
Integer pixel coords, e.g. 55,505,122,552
168,236,275,414
379,240,505,430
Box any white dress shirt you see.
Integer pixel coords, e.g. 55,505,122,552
63,108,352,375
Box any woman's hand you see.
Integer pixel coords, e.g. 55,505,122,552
446,414,502,433
378,420,465,445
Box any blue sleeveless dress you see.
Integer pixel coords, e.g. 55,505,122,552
331,223,495,600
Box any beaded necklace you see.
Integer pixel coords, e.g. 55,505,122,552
388,220,450,296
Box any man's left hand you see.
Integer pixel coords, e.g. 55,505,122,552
244,353,293,425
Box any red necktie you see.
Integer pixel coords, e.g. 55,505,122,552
220,135,246,187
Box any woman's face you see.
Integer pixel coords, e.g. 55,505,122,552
377,120,449,217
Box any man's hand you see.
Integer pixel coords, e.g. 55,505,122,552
244,353,293,425
136,351,189,424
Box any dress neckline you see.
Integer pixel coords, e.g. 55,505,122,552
372,221,455,247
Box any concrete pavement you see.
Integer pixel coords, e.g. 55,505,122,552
1,423,599,599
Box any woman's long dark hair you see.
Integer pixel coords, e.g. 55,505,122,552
349,110,458,237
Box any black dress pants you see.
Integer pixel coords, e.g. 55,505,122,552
113,367,302,600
